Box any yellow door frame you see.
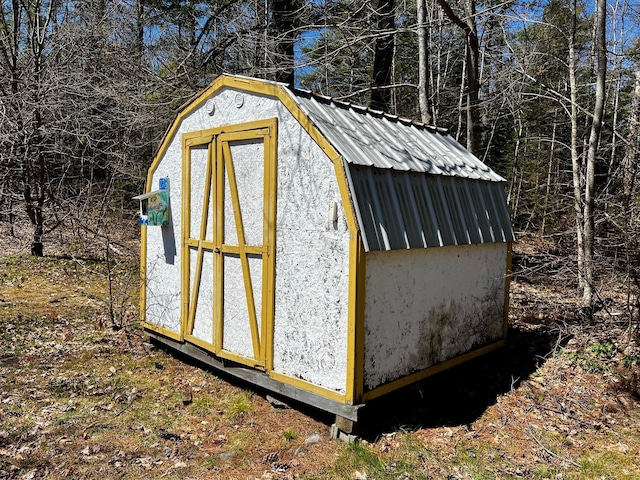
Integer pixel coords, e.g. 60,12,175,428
180,119,277,369
182,134,217,350
214,120,277,369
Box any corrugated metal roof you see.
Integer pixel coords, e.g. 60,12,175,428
284,87,513,251
291,89,505,182
346,166,515,251
205,76,513,251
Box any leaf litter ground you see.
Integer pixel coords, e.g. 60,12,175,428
0,239,639,479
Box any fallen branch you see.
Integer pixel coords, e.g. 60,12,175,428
527,423,580,467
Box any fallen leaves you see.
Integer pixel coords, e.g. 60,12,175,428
2,252,640,480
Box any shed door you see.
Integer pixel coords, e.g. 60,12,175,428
183,140,216,350
216,122,276,369
182,119,277,370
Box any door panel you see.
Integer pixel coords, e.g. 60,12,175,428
222,140,265,246
217,130,270,367
183,142,216,350
189,247,214,343
221,253,263,359
181,119,277,369
189,145,214,243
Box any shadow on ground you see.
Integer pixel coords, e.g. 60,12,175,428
148,320,567,442
356,322,564,440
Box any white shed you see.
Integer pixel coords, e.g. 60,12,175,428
139,74,515,427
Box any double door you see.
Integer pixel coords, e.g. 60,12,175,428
181,119,277,369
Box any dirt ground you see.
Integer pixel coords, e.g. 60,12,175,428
0,232,639,479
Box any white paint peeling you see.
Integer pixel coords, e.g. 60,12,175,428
363,243,507,391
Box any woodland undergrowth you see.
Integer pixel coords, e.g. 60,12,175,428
0,228,638,479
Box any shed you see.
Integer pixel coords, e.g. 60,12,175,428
139,74,515,427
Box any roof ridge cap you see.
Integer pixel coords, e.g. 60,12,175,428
289,86,444,133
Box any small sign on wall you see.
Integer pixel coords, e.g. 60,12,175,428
134,178,170,227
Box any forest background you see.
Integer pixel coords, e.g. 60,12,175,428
2,2,640,477
1,0,639,315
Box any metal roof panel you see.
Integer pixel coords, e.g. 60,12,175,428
349,166,515,251
293,92,505,182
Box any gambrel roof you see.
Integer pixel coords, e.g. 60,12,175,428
289,83,514,251
179,75,515,252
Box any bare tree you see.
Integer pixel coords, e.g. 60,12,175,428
567,0,607,307
416,0,432,124
370,0,395,111
580,0,607,306
568,0,586,291
271,0,303,84
0,0,61,255
434,0,480,153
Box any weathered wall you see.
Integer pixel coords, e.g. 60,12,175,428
144,142,184,335
271,126,351,392
363,243,507,391
144,86,350,393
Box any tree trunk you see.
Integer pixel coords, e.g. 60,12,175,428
463,0,480,154
416,0,431,124
582,0,607,306
370,0,395,112
272,0,300,85
435,0,480,153
569,0,585,292
541,117,558,235
22,1,50,257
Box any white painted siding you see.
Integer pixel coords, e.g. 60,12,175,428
271,99,350,394
145,151,183,335
363,243,507,391
144,87,350,393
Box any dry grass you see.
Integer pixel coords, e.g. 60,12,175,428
1,239,639,479
0,254,340,479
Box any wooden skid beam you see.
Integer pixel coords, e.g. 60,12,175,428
146,331,365,422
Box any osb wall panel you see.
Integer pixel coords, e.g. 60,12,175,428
363,243,507,390
145,87,351,392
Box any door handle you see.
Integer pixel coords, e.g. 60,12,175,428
214,248,220,253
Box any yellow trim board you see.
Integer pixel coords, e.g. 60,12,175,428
185,334,215,353
142,321,183,342
354,236,366,403
345,234,358,405
264,121,278,373
219,350,265,370
345,232,366,405
214,137,224,353
269,371,346,403
361,340,506,403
